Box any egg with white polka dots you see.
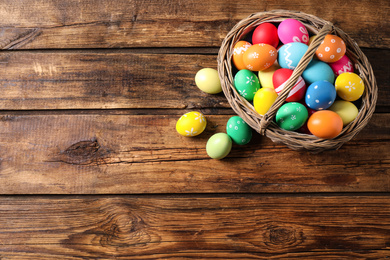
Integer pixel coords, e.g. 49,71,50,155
305,80,337,110
315,34,346,63
275,102,308,131
176,111,207,137
226,116,252,145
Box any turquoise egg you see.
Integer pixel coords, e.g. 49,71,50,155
278,42,309,70
302,59,335,85
233,69,261,101
226,116,252,145
276,102,308,131
206,133,232,159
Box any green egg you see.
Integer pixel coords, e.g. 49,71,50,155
226,116,252,145
233,69,261,101
206,133,232,159
276,102,308,131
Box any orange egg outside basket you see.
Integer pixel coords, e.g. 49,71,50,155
217,10,378,153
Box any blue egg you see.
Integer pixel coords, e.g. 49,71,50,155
278,42,309,70
302,60,335,85
305,80,337,110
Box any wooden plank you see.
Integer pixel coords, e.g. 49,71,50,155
0,49,388,111
0,113,388,194
0,195,389,259
0,0,388,49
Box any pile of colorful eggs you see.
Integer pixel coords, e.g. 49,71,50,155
176,18,365,159
176,68,252,159
232,18,364,139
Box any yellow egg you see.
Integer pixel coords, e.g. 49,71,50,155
329,100,359,126
258,63,280,89
335,72,365,101
253,88,278,115
195,68,222,94
176,111,207,137
308,35,317,45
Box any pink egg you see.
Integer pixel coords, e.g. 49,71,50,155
328,55,354,76
278,19,309,45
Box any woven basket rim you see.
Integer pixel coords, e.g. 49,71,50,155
217,10,378,153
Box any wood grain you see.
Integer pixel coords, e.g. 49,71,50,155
0,0,388,49
0,49,388,111
0,113,388,194
0,195,389,259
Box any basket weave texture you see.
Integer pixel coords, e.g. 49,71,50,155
218,10,378,153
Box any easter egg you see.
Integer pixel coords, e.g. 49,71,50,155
176,111,207,137
335,72,364,101
206,133,232,159
258,63,280,89
329,55,354,76
305,80,337,110
278,42,309,70
272,68,306,102
329,100,359,126
226,116,252,145
275,102,308,131
302,59,335,85
307,110,343,139
297,107,317,134
278,19,309,44
316,34,346,63
195,68,222,94
253,87,278,115
234,69,261,101
308,35,316,45
252,23,279,48
232,41,252,70
243,43,277,71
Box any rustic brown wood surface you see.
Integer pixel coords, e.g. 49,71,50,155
0,196,389,259
0,113,388,194
0,0,389,259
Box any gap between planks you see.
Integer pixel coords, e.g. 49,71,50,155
0,192,390,199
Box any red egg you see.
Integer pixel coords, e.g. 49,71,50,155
272,68,306,102
252,23,279,48
297,106,316,134
307,110,343,139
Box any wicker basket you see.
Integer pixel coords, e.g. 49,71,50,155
218,10,378,153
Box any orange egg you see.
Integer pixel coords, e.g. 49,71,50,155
307,110,343,139
243,43,277,71
315,34,346,63
232,41,252,70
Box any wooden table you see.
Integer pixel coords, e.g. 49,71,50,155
0,1,389,259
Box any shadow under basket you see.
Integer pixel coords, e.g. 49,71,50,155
217,10,378,153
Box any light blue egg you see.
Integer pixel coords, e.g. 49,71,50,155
302,60,335,85
305,80,337,110
278,42,309,70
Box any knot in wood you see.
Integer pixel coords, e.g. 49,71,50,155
58,139,107,165
263,223,304,250
269,226,296,245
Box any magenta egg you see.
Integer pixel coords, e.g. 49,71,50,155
278,19,309,45
328,55,354,76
